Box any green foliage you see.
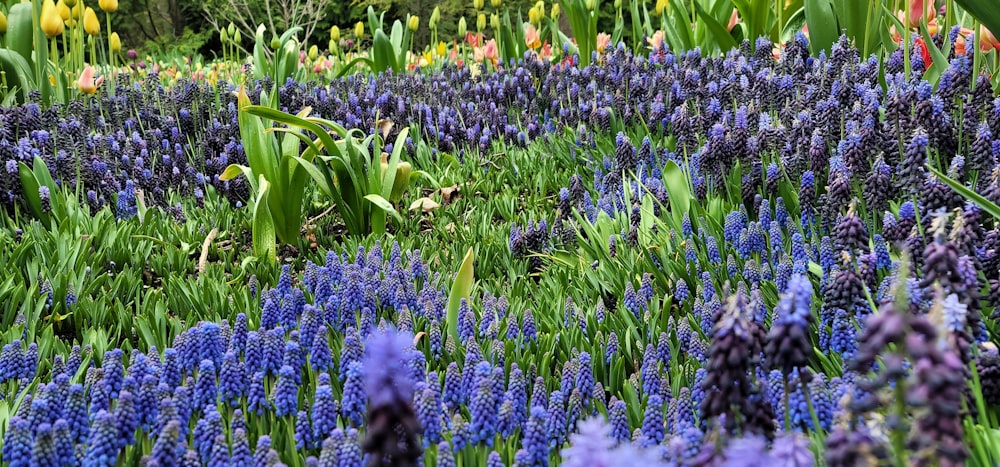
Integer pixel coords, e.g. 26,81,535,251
447,247,475,342
559,0,599,66
244,104,416,237
219,86,312,261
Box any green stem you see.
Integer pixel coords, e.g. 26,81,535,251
105,13,114,91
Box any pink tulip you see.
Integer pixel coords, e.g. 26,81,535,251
77,65,103,94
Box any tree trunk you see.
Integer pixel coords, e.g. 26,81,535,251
168,0,185,37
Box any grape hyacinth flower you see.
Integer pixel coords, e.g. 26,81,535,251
361,330,422,466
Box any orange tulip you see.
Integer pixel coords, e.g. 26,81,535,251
981,26,1000,52
728,8,739,31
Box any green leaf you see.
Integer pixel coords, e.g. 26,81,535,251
662,160,691,230
363,194,402,223
18,162,47,226
927,165,1000,220
372,28,398,73
919,23,951,87
252,175,277,262
6,3,35,65
804,0,838,55
446,247,476,343
692,1,738,53
0,49,35,102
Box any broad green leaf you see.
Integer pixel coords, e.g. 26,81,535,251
447,247,476,342
804,0,838,55
18,162,47,226
663,160,691,229
692,1,738,53
252,176,277,262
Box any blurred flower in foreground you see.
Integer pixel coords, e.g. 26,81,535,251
362,330,422,466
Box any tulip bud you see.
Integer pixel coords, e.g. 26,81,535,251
429,6,440,30
457,16,467,37
528,7,541,25
654,0,667,15
270,36,280,49
83,7,99,35
390,161,412,203
586,0,595,11
408,15,419,32
330,25,340,42
491,0,502,7
40,0,64,38
98,0,117,13
227,23,235,37
308,44,318,60
233,29,242,44
56,1,70,21
354,21,364,38
551,3,560,19
0,11,7,34
614,0,621,8
329,39,336,52
71,3,81,19
220,27,228,43
474,0,484,9
490,13,499,29
110,31,121,52
477,13,486,31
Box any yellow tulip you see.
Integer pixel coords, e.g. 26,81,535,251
457,17,466,37
354,21,364,38
473,0,484,9
408,15,419,32
83,7,100,35
40,0,64,38
0,11,7,34
329,39,336,51
655,0,668,15
308,44,318,60
72,3,82,19
98,0,117,12
491,0,502,7
551,3,560,19
528,6,541,25
110,31,121,52
436,41,446,56
490,13,499,29
56,0,69,21
330,25,340,42
477,13,486,31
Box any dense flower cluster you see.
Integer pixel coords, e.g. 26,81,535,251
2,29,1000,466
